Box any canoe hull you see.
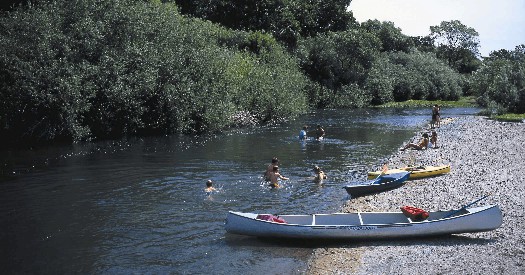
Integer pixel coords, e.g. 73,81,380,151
225,205,502,239
368,165,451,179
344,172,410,197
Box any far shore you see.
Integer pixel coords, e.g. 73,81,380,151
306,116,524,274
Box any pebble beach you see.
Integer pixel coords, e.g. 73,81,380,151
306,116,524,274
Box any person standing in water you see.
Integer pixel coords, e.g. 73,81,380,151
264,157,279,181
268,166,289,188
315,124,325,140
299,125,308,140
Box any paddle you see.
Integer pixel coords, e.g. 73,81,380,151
372,163,388,183
443,195,490,219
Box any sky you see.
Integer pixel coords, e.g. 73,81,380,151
349,0,525,57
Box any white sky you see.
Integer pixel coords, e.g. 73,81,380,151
349,0,525,56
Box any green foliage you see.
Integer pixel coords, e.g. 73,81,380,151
297,29,381,107
360,20,413,53
430,20,481,74
365,51,463,104
376,97,477,108
173,0,355,49
471,45,525,114
492,113,525,122
0,0,308,147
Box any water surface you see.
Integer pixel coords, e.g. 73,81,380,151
0,108,478,274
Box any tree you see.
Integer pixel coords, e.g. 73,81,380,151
0,0,309,147
472,45,525,114
430,20,481,74
173,0,355,49
361,20,413,53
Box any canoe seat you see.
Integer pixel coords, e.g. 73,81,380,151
313,214,361,226
360,213,410,224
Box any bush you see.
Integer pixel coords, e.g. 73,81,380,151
472,46,525,114
0,0,308,147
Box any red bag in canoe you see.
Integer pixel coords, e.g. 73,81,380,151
401,206,429,221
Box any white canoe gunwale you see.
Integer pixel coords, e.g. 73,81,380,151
225,205,502,239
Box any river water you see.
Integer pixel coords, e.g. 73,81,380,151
0,108,478,274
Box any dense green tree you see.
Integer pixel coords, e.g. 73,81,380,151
430,20,481,74
296,29,381,107
0,0,308,147
472,45,525,114
172,0,355,49
365,51,463,104
361,20,413,53
410,35,435,53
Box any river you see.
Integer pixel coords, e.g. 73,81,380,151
0,108,479,274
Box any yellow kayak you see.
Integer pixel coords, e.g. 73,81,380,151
368,165,451,179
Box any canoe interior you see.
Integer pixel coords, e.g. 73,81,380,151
277,209,469,226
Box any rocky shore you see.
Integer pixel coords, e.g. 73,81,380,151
306,116,524,274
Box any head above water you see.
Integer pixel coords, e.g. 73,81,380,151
271,157,279,164
314,166,321,172
422,133,429,138
206,180,213,187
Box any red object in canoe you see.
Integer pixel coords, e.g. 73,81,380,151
256,214,287,224
401,206,429,221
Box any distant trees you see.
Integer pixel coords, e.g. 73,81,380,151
360,20,413,53
471,45,525,114
430,20,481,74
173,0,355,49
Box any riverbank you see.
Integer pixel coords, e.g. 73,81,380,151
306,116,524,274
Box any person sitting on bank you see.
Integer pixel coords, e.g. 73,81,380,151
400,133,429,151
268,166,289,188
299,125,308,140
264,157,279,181
429,131,438,148
313,165,327,181
315,124,325,140
204,180,216,192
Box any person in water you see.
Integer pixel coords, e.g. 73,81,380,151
313,165,327,181
204,180,216,192
268,166,289,188
264,157,279,181
429,131,438,148
315,124,325,140
400,133,429,151
299,125,308,140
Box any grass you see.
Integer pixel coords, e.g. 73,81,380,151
492,113,525,122
374,96,477,108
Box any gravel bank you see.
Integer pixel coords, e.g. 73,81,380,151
306,116,524,274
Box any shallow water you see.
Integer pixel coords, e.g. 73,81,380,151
0,108,479,274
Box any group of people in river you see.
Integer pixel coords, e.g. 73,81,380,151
261,157,326,188
205,157,327,191
299,124,325,141
206,105,442,191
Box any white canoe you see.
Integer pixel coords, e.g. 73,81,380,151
225,205,502,239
